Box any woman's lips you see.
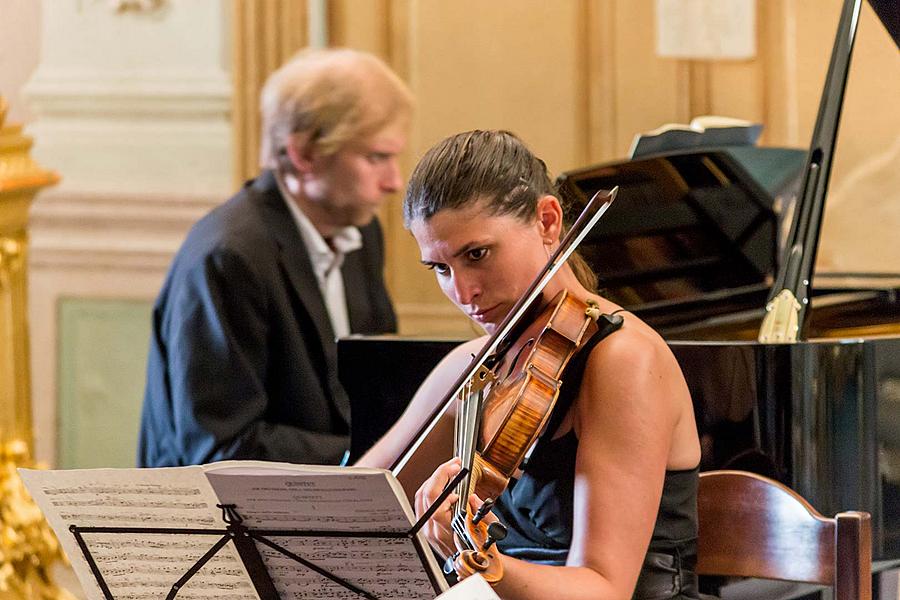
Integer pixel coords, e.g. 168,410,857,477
469,304,500,323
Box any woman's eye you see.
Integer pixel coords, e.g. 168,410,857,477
467,248,488,262
427,263,449,275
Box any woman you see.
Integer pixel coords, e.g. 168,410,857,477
359,130,702,599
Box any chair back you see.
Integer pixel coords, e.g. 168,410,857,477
697,470,872,600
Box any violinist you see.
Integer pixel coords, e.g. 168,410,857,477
359,130,703,600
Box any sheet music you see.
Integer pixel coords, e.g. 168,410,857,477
204,463,447,599
434,575,500,600
19,467,257,600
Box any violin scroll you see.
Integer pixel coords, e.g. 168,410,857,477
451,497,507,584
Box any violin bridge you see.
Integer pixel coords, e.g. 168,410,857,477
468,365,496,395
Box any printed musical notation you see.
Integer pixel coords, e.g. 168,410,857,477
205,464,444,598
204,467,416,532
19,466,256,600
19,461,447,600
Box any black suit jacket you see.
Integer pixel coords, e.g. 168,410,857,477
138,171,396,466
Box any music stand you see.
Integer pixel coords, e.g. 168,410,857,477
67,469,467,600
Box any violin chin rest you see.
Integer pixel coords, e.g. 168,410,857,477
601,312,625,329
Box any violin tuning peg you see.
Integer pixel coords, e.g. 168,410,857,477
483,521,508,550
471,497,495,525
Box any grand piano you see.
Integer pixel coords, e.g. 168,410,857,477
339,0,900,573
555,149,900,564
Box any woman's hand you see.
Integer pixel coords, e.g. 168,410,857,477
414,457,462,559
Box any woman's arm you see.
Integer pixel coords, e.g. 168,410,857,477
356,337,486,469
416,325,692,599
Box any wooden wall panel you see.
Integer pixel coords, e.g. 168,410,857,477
399,1,594,335
611,1,685,156
757,0,800,145
815,2,900,272
333,0,621,336
707,61,765,125
330,0,391,57
407,2,589,173
232,0,308,186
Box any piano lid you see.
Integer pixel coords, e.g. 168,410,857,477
868,0,900,47
556,146,806,309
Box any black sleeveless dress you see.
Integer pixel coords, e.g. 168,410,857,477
492,316,703,599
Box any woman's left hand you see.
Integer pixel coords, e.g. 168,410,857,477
414,457,463,559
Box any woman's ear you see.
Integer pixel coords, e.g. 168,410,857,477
535,195,564,243
284,132,316,175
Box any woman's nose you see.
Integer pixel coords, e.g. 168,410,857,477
452,273,480,306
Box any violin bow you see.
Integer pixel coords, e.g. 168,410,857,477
391,186,618,475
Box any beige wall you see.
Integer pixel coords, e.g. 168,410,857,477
0,0,41,123
327,0,900,337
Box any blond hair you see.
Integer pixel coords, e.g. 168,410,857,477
259,48,414,168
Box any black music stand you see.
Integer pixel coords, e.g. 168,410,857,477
67,470,467,600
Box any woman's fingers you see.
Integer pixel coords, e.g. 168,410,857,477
415,457,462,513
414,457,463,558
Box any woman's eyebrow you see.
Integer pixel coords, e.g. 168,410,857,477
452,240,489,258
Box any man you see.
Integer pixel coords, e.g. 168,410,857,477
138,48,413,466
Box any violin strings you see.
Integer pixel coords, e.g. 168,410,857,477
453,380,467,521
453,374,480,528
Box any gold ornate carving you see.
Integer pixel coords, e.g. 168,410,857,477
1,97,58,447
0,440,76,600
107,0,167,14
0,97,68,600
0,100,59,199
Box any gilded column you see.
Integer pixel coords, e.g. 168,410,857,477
0,97,58,448
0,97,73,600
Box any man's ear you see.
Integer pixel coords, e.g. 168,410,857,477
284,132,316,175
535,194,564,243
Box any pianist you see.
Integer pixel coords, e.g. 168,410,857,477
138,49,411,467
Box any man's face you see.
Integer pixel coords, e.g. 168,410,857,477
296,122,407,236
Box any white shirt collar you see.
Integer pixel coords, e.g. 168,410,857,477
279,185,363,279
277,176,362,339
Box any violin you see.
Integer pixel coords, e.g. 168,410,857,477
394,188,619,584
450,289,601,583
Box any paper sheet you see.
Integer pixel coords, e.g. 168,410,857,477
19,466,257,600
21,462,447,600
205,464,446,599
434,575,500,600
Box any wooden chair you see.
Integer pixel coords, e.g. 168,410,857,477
697,470,872,600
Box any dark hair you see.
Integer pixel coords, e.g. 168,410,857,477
403,130,554,225
403,130,598,291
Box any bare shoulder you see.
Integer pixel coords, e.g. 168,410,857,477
587,313,675,371
438,336,486,371
577,313,688,424
577,311,700,469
